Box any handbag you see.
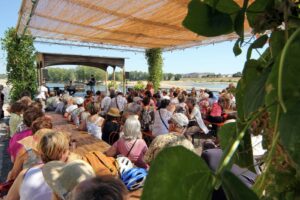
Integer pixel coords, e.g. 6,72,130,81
0,180,14,198
158,110,169,131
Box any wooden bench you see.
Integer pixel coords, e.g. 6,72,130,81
47,112,142,199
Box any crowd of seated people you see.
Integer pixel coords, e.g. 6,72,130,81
0,82,263,200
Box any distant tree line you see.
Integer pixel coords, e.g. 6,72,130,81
46,66,106,82
232,72,242,77
127,71,182,81
0,74,7,79
45,67,182,82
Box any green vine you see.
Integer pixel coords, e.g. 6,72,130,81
145,48,163,91
142,0,300,200
1,27,37,101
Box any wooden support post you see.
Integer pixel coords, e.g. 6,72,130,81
123,67,125,93
105,69,108,93
113,67,116,82
37,63,40,86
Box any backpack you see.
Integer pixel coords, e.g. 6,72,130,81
141,109,154,131
82,151,118,176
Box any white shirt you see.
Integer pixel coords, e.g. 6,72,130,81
110,95,127,112
65,104,78,113
152,108,173,137
190,106,209,134
20,165,52,200
101,96,111,114
171,97,179,104
36,85,48,100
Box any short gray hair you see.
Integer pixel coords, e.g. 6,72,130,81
123,115,142,140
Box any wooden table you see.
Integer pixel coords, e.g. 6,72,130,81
47,112,142,199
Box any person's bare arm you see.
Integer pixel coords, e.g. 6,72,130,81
167,104,176,113
104,146,118,157
7,148,27,181
5,169,27,200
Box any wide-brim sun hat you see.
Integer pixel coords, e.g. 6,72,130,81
42,160,95,200
133,97,143,103
107,107,121,117
171,113,189,128
75,97,84,105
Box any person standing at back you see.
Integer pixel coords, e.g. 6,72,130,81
88,75,96,94
36,82,49,112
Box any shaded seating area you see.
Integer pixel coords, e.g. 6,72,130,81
36,52,126,92
47,112,142,200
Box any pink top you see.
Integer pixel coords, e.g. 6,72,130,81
210,103,222,117
113,137,148,168
8,129,32,161
199,99,209,117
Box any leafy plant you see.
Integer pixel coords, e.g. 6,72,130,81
107,80,118,90
133,81,145,91
145,48,163,91
143,0,300,199
1,28,37,101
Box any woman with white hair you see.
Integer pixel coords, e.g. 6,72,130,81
144,113,195,164
105,115,148,168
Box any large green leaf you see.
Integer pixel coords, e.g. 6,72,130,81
237,59,269,117
183,0,234,37
203,0,240,14
222,170,259,200
233,38,243,56
234,10,245,38
281,29,300,102
142,146,213,200
246,0,274,28
278,28,300,167
269,31,286,58
246,35,269,60
219,122,237,150
265,56,280,126
279,104,300,168
244,67,270,116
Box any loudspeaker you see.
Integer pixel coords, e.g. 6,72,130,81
125,72,130,79
42,69,49,80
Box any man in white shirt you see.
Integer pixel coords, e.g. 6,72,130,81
36,83,49,111
152,99,176,137
186,97,209,135
170,92,179,104
36,84,48,100
100,92,111,116
110,92,127,112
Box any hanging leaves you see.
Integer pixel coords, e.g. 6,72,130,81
145,48,163,91
183,0,236,37
142,146,213,200
246,35,269,60
278,28,300,167
1,27,37,101
222,170,259,200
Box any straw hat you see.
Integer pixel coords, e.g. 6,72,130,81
75,97,84,105
107,107,121,117
42,160,95,199
171,113,189,128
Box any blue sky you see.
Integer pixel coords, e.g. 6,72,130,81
0,1,259,75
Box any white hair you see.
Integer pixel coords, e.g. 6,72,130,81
123,115,142,140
